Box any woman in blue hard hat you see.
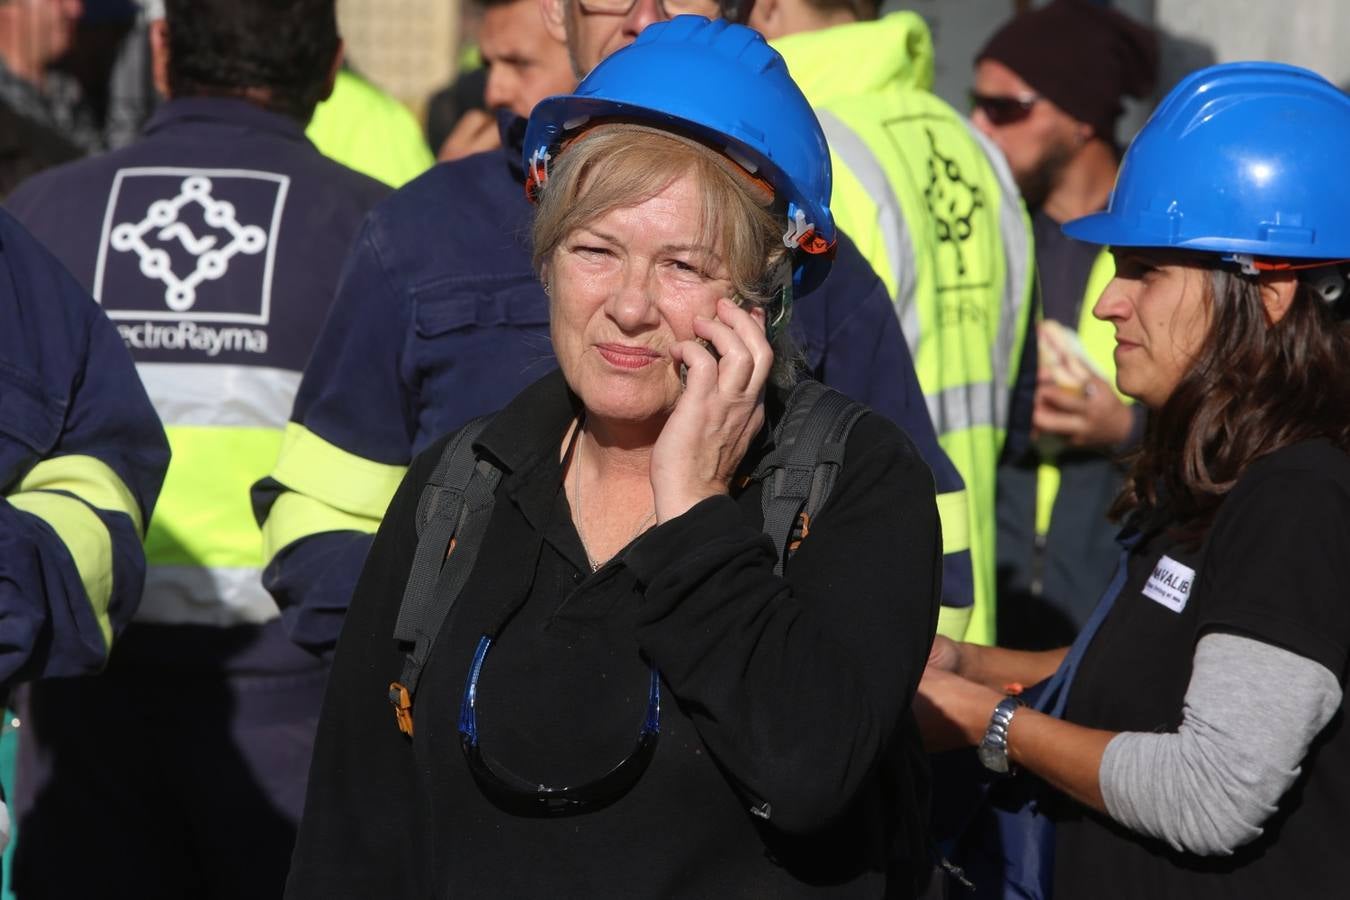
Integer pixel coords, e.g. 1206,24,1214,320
285,18,942,899
916,61,1350,898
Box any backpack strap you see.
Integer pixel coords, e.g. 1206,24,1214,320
389,416,500,737
755,380,868,576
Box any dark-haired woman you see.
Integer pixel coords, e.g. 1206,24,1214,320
917,61,1350,898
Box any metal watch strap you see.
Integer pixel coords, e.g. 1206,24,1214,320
978,695,1025,774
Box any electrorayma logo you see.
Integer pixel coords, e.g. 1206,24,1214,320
118,321,268,357
94,167,289,326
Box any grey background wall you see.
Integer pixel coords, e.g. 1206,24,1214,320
887,0,1349,147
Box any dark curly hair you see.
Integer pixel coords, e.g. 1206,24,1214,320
1112,264,1350,542
164,0,340,123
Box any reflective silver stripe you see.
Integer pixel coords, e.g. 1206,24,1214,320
816,109,918,339
927,379,1003,434
136,565,280,626
965,119,1034,435
136,362,301,429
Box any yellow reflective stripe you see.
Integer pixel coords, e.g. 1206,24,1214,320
935,488,970,556
1035,461,1061,539
6,491,114,650
937,424,1000,647
270,423,408,521
936,604,972,642
817,113,906,303
261,490,383,561
145,425,282,569
13,455,144,537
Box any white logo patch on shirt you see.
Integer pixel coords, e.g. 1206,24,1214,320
1142,555,1195,613
94,167,289,326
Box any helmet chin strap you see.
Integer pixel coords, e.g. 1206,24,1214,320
763,254,795,343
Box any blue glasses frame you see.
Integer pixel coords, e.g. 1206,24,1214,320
458,635,661,817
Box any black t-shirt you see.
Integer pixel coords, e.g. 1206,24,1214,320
1055,440,1350,899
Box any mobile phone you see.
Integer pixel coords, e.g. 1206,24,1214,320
679,338,719,387
679,298,738,387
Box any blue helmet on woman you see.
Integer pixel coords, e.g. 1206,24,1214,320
1065,61,1350,279
523,16,836,293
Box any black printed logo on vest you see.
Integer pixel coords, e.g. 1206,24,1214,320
93,167,289,326
922,128,984,278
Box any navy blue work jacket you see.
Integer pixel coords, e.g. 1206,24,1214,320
0,208,169,683
7,97,388,674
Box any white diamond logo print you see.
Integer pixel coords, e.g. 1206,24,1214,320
94,167,287,325
109,175,270,312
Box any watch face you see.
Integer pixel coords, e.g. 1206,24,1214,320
977,741,1010,775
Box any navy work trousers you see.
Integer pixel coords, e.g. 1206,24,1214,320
11,624,327,900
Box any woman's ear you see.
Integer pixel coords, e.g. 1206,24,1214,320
1258,270,1298,325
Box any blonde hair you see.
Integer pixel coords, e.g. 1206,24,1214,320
532,124,802,385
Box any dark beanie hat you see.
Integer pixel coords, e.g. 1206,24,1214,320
977,0,1159,141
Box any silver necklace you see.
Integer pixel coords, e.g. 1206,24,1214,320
572,423,657,571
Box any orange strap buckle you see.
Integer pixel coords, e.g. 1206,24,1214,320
787,511,812,554
389,682,415,737
798,232,836,258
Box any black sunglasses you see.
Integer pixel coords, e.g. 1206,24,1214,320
457,634,662,817
969,90,1042,126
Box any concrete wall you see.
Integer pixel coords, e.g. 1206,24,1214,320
892,0,1158,138
336,0,460,113
1155,0,1350,93
890,0,1345,145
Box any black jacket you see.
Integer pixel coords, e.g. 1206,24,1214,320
287,370,942,898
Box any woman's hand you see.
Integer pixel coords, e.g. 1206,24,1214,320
913,666,1004,752
650,298,771,523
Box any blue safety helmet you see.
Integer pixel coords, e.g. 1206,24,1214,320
1065,62,1350,269
523,16,836,295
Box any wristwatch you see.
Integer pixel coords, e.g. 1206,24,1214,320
977,696,1024,774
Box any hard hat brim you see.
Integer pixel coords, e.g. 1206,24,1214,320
1064,211,1350,261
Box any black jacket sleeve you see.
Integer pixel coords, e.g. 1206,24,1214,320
626,412,942,834
283,436,450,900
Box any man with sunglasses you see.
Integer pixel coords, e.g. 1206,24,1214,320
252,0,975,657
971,0,1160,651
748,0,1034,646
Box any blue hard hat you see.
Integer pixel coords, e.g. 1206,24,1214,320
1064,62,1350,263
523,16,836,293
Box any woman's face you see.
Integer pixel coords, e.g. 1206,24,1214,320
547,170,737,426
1093,250,1213,409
